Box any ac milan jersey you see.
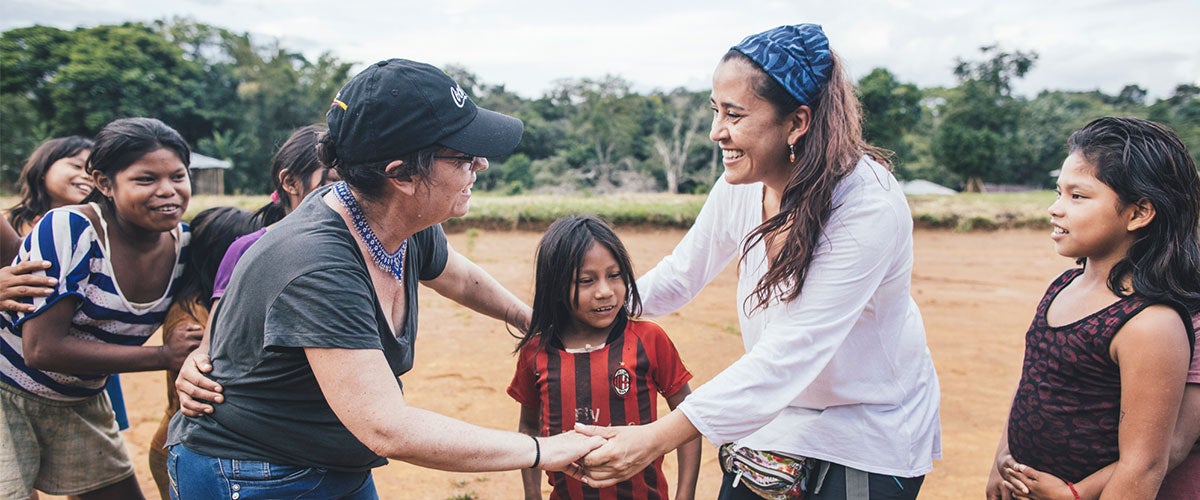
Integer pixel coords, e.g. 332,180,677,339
508,316,692,500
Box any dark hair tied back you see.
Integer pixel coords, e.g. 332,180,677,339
81,117,190,207
722,49,887,314
316,129,438,199
254,125,328,226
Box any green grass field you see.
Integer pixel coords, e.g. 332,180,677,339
1,190,1056,232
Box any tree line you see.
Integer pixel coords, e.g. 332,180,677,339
2,19,1197,195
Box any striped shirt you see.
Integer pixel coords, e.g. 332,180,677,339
0,206,188,401
508,317,692,500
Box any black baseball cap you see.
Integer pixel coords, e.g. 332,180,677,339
326,58,523,164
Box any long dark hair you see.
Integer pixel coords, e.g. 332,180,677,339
253,125,333,226
514,215,642,353
82,117,191,209
724,50,889,313
1068,117,1200,313
7,136,94,231
175,207,261,318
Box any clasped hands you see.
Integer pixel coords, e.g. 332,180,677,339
986,453,1074,500
553,423,662,487
176,349,659,486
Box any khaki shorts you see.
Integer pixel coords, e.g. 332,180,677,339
0,381,134,497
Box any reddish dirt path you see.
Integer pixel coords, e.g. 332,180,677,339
51,228,1069,499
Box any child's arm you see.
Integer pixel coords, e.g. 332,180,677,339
518,404,544,500
1,215,19,265
666,383,699,500
988,417,1017,500
1168,382,1200,470
22,297,201,373
1098,305,1190,499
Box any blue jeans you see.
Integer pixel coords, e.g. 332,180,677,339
168,445,378,499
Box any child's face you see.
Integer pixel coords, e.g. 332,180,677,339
286,167,342,210
95,147,191,233
567,242,627,338
1048,152,1139,262
43,149,92,208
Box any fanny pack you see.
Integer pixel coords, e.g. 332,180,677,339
718,443,808,499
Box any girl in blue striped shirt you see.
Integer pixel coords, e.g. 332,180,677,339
0,117,201,500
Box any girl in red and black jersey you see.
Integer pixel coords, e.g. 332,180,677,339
987,117,1200,500
508,215,701,500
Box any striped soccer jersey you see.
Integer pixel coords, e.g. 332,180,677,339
508,317,691,500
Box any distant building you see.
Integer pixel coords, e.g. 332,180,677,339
190,153,231,195
901,179,957,196
980,183,1041,193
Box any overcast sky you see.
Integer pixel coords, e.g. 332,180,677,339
2,0,1197,101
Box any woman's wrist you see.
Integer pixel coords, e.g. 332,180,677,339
528,434,541,469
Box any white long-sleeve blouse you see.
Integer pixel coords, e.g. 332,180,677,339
638,156,942,477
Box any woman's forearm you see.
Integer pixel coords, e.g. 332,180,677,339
310,347,600,473
426,248,531,331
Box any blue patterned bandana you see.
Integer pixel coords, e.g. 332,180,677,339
732,24,833,107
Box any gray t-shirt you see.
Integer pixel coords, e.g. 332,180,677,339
169,183,448,471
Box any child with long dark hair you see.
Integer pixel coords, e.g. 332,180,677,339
0,117,201,499
251,124,339,227
6,135,94,235
986,117,1200,499
509,215,700,499
147,206,260,499
210,125,338,301
2,136,94,313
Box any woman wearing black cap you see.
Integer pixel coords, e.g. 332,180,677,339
167,59,603,498
575,24,941,499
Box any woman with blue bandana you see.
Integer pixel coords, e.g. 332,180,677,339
576,24,942,499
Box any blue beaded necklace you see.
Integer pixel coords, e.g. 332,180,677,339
334,182,407,282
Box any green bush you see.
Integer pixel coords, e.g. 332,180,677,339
956,215,999,232
0,190,1060,232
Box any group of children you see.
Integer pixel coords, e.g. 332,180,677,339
1,114,1197,499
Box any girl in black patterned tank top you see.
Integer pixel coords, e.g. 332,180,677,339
986,118,1200,500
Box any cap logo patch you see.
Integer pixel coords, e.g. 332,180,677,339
450,85,468,108
331,98,348,111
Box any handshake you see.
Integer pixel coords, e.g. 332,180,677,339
536,422,666,488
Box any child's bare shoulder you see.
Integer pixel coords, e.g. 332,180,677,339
1111,304,1190,361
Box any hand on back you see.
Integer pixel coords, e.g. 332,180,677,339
0,260,56,313
176,349,223,416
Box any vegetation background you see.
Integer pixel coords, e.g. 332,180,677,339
0,191,1056,233
2,19,1198,198
2,16,1196,500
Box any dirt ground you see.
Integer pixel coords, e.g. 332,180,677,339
48,227,1071,499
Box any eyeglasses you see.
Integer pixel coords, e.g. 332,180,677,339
433,154,482,167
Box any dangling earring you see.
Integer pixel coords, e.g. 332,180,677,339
788,144,796,163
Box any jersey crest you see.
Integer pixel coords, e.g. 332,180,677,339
611,367,631,398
